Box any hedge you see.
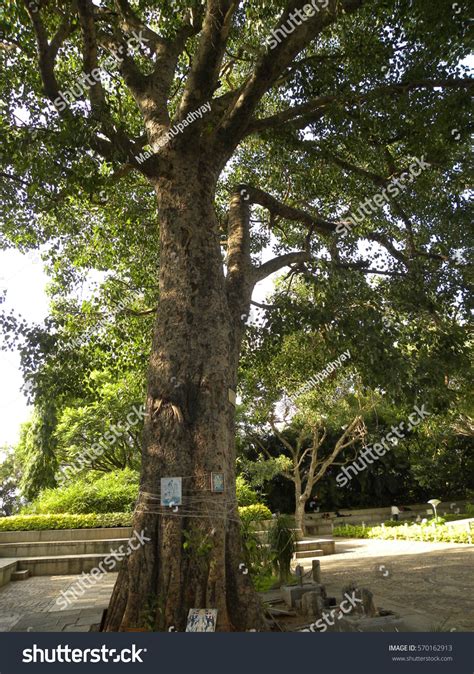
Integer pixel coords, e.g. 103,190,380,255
334,522,472,545
0,507,272,531
0,513,133,531
22,471,263,515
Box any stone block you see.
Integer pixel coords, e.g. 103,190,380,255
282,583,325,608
341,583,376,617
301,591,324,619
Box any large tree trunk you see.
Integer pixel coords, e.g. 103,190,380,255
104,155,264,631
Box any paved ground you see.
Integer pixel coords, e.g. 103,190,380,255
297,538,474,632
0,538,472,631
0,572,116,632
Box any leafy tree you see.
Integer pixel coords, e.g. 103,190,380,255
54,371,145,477
0,448,22,516
270,416,365,535
407,414,474,498
15,405,58,500
1,0,472,631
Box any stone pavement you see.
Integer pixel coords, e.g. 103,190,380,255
297,538,474,631
0,572,117,632
0,538,472,632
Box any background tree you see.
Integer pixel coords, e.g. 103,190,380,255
239,271,472,513
1,0,472,630
250,409,366,534
54,372,144,477
0,448,22,516
15,404,58,500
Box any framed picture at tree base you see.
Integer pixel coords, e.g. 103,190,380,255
186,609,217,632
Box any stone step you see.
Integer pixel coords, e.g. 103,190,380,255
0,538,129,558
295,538,336,555
0,559,17,587
295,549,324,559
17,553,124,576
11,569,30,581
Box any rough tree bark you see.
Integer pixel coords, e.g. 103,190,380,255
104,152,264,631
23,0,384,632
20,0,471,631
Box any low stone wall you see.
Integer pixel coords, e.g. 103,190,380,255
0,527,132,544
304,500,469,527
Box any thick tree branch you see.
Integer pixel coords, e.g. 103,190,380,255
23,0,69,101
247,78,474,134
239,184,338,237
113,0,165,50
302,426,327,500
225,189,255,324
23,1,131,164
217,0,366,149
77,0,106,110
179,0,239,117
312,416,364,484
254,251,310,283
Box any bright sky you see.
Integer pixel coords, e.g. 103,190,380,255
0,249,50,447
0,245,276,449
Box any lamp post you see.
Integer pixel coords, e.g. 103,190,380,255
427,499,441,520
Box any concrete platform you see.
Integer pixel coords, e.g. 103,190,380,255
0,559,17,588
295,548,324,559
0,538,129,558
295,538,336,557
0,528,134,582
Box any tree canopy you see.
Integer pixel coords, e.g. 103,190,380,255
0,0,472,631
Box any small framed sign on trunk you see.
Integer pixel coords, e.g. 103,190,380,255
160,477,182,506
210,472,225,493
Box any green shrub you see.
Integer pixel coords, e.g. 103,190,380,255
334,522,471,544
334,524,369,538
253,571,279,593
268,515,295,584
238,503,272,524
22,469,139,515
0,512,132,531
236,475,259,506
240,517,271,579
